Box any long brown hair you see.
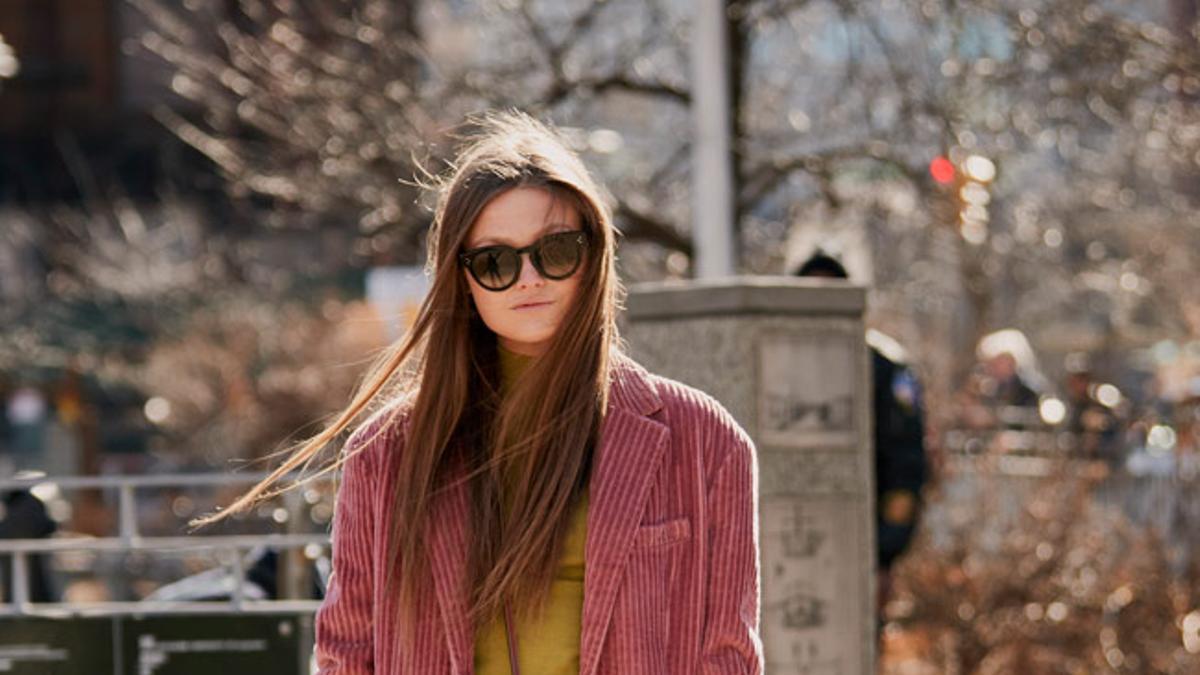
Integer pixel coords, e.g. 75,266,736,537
201,110,623,628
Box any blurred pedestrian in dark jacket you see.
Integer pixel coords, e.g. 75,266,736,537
794,252,928,616
0,489,58,603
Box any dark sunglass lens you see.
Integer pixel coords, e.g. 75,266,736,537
472,249,520,288
537,233,583,278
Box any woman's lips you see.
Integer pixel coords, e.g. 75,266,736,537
512,300,552,310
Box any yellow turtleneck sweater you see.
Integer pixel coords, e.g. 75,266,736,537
474,345,589,675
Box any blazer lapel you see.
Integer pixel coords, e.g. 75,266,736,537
428,466,474,674
579,358,669,675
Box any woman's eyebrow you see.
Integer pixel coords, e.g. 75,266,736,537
467,222,575,248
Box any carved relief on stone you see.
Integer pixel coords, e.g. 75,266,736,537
758,331,858,449
761,496,864,674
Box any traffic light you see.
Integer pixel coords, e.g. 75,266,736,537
929,154,996,245
929,156,956,185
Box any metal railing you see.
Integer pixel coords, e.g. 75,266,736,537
0,472,332,618
935,425,1200,577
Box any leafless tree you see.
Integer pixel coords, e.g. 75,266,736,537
15,0,1190,419
131,0,1199,358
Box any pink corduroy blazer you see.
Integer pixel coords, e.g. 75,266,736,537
314,353,763,674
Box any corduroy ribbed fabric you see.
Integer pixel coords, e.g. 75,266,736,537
314,352,763,674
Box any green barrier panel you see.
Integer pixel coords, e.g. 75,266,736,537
0,618,113,674
0,614,309,675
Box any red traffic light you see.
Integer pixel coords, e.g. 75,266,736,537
929,156,956,185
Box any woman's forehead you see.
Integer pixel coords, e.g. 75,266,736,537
467,187,580,246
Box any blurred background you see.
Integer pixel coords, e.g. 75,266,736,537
0,0,1199,672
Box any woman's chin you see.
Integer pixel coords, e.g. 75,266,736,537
499,334,553,356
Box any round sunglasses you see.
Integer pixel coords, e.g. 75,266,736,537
459,230,589,291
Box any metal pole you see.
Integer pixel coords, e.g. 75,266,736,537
282,489,310,601
118,483,138,542
230,547,246,611
691,0,736,278
12,552,30,611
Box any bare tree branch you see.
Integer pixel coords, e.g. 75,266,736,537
614,200,692,256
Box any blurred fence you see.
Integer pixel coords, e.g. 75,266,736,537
938,423,1200,576
0,473,331,674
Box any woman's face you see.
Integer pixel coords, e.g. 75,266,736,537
463,187,585,357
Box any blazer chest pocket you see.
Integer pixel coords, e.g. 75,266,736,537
632,516,691,549
617,517,692,656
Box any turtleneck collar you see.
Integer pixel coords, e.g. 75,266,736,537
497,343,535,395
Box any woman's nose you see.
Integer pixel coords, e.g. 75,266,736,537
515,252,546,287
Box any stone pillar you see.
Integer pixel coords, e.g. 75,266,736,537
625,276,875,675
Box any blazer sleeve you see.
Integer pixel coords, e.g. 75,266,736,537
700,425,764,674
314,428,381,674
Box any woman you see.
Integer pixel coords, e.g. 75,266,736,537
214,112,762,674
